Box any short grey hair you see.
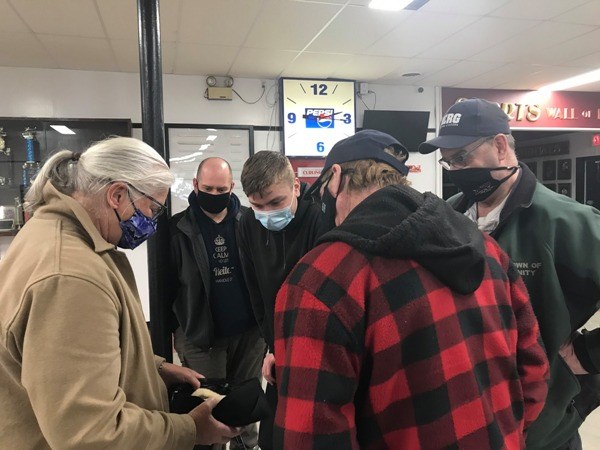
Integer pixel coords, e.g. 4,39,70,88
506,134,516,150
25,137,174,213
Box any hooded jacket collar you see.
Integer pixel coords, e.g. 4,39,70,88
35,181,115,253
319,184,486,295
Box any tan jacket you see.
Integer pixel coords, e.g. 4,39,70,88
0,183,196,450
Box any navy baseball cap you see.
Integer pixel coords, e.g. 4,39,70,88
306,129,409,198
419,98,511,154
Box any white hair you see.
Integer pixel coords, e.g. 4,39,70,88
25,137,174,213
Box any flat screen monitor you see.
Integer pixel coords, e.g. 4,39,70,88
362,110,430,152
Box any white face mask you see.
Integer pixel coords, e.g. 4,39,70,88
253,197,295,231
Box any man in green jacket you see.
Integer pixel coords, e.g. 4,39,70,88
420,98,600,450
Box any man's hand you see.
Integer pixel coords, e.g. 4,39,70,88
262,353,276,385
559,342,589,375
188,396,242,445
159,362,202,389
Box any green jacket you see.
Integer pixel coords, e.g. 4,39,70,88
449,163,600,450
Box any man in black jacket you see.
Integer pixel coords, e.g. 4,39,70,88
238,151,325,450
167,157,265,450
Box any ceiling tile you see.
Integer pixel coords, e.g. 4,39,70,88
97,0,181,42
0,0,598,93
111,39,176,73
470,21,596,64
552,1,600,26
377,58,458,82
556,29,600,68
96,0,137,40
453,63,543,88
281,51,353,78
496,65,598,90
0,32,58,68
421,0,510,15
179,0,262,46
97,0,138,41
245,0,342,50
417,16,540,60
0,0,30,33
306,5,413,54
173,43,239,75
491,0,590,20
418,60,505,87
567,50,600,69
330,55,408,81
229,48,298,78
10,0,105,38
38,35,118,71
365,11,479,58
294,0,371,5
158,0,182,42
574,80,600,91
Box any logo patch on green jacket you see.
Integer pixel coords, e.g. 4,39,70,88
513,261,542,277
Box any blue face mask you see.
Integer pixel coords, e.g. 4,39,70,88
254,198,295,232
115,207,158,250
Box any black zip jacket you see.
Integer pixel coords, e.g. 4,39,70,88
166,193,246,349
237,182,324,350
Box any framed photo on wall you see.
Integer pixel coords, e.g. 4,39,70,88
524,161,537,178
557,183,571,197
557,159,571,180
542,160,556,181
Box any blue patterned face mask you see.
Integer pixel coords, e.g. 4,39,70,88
114,186,164,250
254,198,295,232
115,207,158,249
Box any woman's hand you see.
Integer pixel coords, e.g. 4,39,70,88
159,362,202,389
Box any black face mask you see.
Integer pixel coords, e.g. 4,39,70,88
447,166,519,202
196,190,230,214
320,183,337,232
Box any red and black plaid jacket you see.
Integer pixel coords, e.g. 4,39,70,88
274,233,548,449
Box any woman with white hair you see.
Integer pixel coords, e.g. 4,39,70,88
0,137,239,449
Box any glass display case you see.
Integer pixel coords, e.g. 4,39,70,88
0,117,131,233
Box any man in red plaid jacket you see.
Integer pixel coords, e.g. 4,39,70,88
273,130,549,450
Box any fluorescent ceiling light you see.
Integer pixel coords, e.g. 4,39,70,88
369,0,412,11
170,151,204,162
538,67,600,93
206,135,218,141
199,144,210,150
50,125,76,135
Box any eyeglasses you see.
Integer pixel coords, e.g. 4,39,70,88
438,136,495,170
127,184,167,220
